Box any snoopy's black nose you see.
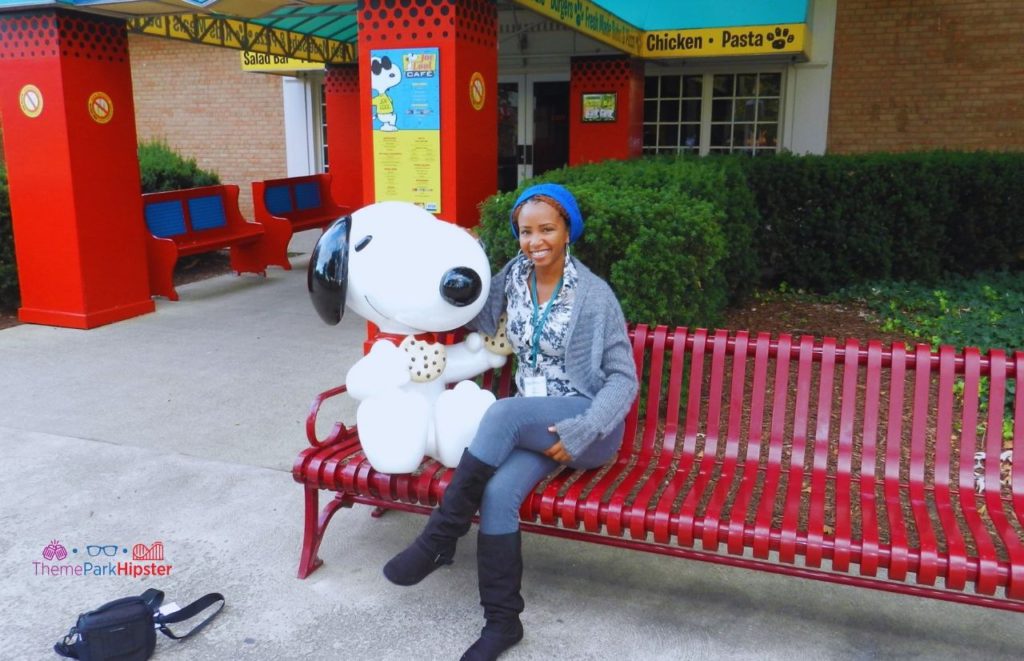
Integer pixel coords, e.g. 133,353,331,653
440,267,482,307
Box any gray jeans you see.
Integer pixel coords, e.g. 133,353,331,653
469,395,624,534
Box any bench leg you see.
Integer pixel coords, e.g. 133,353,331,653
146,238,180,301
229,241,269,276
257,217,294,271
298,487,353,579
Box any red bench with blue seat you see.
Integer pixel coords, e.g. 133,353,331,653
142,184,268,301
293,324,1024,613
252,173,350,270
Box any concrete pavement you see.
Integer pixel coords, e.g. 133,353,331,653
1,232,1022,660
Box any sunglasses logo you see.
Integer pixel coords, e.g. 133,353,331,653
86,545,121,557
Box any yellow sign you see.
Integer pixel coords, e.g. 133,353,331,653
518,0,642,55
642,24,807,58
241,51,324,72
373,131,442,213
510,1,808,59
87,92,114,124
469,72,486,111
18,84,43,118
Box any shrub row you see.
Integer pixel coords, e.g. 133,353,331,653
741,151,1024,292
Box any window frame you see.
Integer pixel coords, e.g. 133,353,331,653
642,64,787,157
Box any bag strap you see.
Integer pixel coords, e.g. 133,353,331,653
155,592,225,641
55,591,163,659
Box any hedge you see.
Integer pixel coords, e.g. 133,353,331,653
741,151,1024,292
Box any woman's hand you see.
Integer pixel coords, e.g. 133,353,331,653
545,426,573,463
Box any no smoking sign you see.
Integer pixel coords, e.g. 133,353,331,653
88,91,114,124
19,84,43,118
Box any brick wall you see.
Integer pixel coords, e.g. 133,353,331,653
129,34,288,216
829,0,1023,153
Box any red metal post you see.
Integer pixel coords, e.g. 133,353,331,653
0,10,154,328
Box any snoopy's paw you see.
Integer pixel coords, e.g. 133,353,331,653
400,336,447,382
483,313,514,356
346,340,410,400
433,381,496,467
464,332,484,352
357,389,430,474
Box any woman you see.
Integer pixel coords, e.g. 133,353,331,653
383,183,639,660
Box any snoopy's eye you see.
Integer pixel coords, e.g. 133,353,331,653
355,235,373,252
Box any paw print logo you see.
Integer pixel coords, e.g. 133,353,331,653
766,27,795,50
42,540,68,561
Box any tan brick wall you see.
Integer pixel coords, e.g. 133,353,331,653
129,34,288,217
829,0,1024,153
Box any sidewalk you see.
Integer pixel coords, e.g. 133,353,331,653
1,240,1022,660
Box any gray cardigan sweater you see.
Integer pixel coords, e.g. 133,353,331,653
469,256,639,458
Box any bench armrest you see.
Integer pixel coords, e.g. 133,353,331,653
305,384,352,448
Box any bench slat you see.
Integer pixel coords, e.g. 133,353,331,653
805,337,837,568
726,332,771,555
753,334,791,559
909,344,941,585
934,345,970,590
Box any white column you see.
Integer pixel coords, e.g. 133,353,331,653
282,76,318,176
783,0,838,155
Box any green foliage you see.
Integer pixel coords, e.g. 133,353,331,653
137,139,220,193
478,157,739,328
0,164,18,311
741,151,1024,292
833,271,1024,353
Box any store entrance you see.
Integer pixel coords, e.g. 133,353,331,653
497,74,570,192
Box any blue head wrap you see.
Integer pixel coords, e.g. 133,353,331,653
509,183,584,244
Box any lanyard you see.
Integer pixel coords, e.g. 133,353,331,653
529,269,563,369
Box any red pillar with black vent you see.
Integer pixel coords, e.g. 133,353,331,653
324,65,364,210
569,55,645,165
0,9,154,328
357,0,497,228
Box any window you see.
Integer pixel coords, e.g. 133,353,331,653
643,71,782,156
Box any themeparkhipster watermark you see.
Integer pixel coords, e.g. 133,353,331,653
34,540,173,578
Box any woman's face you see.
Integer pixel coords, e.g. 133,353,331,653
517,200,569,271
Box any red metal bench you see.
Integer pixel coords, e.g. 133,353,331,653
252,173,350,270
142,184,268,301
293,325,1024,613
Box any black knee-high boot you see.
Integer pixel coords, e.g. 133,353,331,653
383,450,496,586
460,531,524,661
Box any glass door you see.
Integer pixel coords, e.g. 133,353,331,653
497,74,570,192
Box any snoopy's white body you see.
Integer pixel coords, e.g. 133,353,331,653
340,202,507,473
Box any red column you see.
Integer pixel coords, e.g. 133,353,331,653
324,65,364,209
0,9,154,328
357,0,497,228
569,55,645,165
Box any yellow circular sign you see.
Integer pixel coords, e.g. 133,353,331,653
19,84,43,118
469,72,485,111
88,91,114,124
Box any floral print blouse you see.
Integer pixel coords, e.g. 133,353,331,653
504,254,581,397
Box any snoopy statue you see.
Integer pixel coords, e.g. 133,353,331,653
308,201,511,474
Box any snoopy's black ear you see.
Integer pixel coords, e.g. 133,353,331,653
308,215,352,326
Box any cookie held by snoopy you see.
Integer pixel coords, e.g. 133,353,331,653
308,201,511,474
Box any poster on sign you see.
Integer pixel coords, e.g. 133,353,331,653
370,47,442,213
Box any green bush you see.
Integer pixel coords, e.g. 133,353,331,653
0,165,18,311
834,271,1024,354
478,161,731,328
741,151,1024,292
137,139,220,193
